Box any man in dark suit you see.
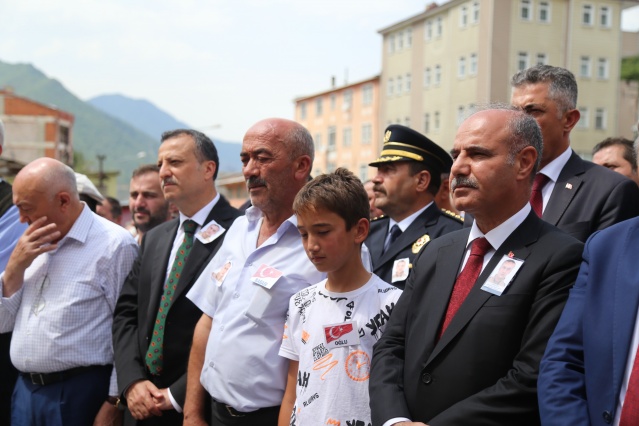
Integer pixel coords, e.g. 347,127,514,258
369,107,583,425
511,64,639,242
113,129,240,425
366,125,462,289
538,216,639,425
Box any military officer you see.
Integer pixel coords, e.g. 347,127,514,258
366,124,462,289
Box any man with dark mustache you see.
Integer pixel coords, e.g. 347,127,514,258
369,107,583,425
365,124,462,289
113,129,240,425
128,164,171,244
182,118,324,426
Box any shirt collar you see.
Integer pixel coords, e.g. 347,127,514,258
178,193,220,228
50,204,94,252
467,204,531,251
538,147,572,183
389,201,433,232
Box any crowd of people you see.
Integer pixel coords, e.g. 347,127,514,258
0,64,639,426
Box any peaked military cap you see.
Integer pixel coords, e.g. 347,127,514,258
369,124,453,174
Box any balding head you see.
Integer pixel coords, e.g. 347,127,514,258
13,158,83,237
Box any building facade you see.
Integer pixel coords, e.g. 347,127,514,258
294,76,381,181
379,0,631,155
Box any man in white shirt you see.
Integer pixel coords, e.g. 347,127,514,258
510,64,639,242
0,157,138,425
183,118,324,426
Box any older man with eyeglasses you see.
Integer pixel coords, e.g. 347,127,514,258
0,157,138,426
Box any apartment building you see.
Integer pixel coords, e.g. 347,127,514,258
294,76,380,181
379,0,631,155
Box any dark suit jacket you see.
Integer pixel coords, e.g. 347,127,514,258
369,211,583,426
113,196,239,423
543,152,639,242
366,203,463,289
539,217,639,425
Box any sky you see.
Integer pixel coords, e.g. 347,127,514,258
2,1,639,143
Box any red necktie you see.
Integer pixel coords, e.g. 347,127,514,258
530,173,549,217
620,350,639,425
439,237,492,339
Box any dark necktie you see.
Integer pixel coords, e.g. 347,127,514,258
382,224,402,255
146,219,197,375
439,237,492,339
620,349,639,425
530,173,549,217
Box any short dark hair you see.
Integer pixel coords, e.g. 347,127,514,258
593,137,637,172
105,196,122,219
293,167,368,230
407,162,440,196
511,65,578,115
161,129,220,179
132,164,160,178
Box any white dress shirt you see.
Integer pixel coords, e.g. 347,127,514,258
187,206,325,412
0,205,138,395
536,147,572,214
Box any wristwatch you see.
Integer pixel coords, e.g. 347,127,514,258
107,396,121,409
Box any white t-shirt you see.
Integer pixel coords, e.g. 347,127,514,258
279,274,402,426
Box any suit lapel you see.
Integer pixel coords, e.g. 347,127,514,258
146,220,178,322
543,152,585,226
427,213,539,365
377,205,438,267
612,221,639,398
368,222,387,266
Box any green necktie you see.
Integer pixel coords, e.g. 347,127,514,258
146,219,198,375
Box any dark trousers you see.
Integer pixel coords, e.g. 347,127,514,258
0,332,18,426
210,399,280,426
11,365,111,426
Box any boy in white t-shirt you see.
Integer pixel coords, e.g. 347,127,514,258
278,168,402,426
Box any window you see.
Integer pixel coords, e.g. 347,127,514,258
330,93,336,110
457,106,465,126
387,78,394,97
396,76,403,95
315,98,323,116
361,123,372,145
600,6,611,28
406,28,412,48
468,103,476,115
388,35,395,53
362,84,373,106
359,165,368,182
595,108,606,130
425,20,433,41
472,1,480,23
424,67,431,87
582,4,593,26
460,6,468,27
536,53,547,65
405,73,412,92
434,111,441,131
314,133,322,150
398,31,404,50
458,56,466,78
469,53,478,75
521,0,532,21
343,89,353,110
434,65,442,85
404,117,411,128
539,1,550,23
424,113,430,134
518,52,529,71
343,127,352,147
436,17,443,37
580,56,591,78
597,58,609,79
577,107,589,129
300,102,307,120
328,127,336,150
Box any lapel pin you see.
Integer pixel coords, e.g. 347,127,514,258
412,234,430,254
508,251,515,258
565,183,573,190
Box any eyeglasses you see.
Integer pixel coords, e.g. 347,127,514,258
32,274,50,316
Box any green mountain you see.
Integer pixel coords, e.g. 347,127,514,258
0,60,159,199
